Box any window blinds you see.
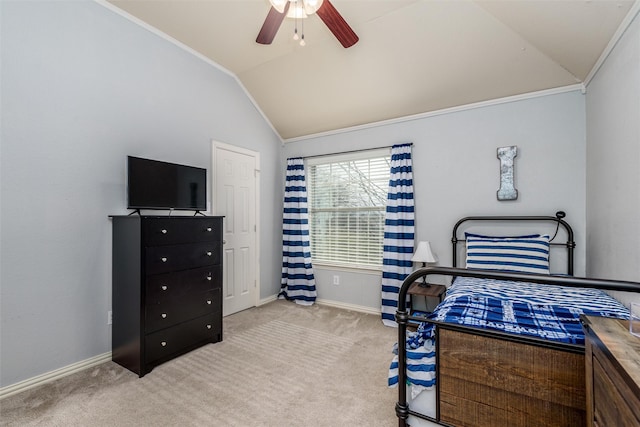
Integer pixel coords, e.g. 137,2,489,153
307,149,391,268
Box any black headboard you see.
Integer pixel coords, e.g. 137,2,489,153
451,211,575,275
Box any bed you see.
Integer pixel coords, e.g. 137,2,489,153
390,213,640,427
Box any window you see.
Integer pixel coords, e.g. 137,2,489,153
307,149,391,269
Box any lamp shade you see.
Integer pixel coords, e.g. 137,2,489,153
411,241,437,264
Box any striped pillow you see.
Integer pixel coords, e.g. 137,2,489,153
465,233,550,274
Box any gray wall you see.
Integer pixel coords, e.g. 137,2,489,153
0,1,282,387
284,91,587,311
586,11,640,306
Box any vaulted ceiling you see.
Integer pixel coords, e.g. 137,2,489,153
106,0,637,140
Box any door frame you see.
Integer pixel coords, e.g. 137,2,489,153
211,140,261,312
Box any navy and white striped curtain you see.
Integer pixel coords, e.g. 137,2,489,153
381,144,415,326
279,158,317,306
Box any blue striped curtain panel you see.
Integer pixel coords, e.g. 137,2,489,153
381,144,415,326
279,157,317,305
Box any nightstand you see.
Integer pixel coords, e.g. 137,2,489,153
582,315,640,427
407,282,446,320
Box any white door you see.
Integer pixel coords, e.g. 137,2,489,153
212,141,259,316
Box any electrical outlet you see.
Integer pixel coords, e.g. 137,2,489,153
333,275,340,285
107,310,112,325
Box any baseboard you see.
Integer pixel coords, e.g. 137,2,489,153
316,298,381,316
0,352,112,400
260,294,381,316
259,294,278,306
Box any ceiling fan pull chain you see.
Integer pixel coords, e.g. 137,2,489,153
293,0,299,41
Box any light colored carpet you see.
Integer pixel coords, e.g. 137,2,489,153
0,300,398,426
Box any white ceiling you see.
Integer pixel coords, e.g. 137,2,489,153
106,0,637,140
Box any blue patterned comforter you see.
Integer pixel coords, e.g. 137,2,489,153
389,276,630,391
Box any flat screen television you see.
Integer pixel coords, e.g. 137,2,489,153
127,156,207,211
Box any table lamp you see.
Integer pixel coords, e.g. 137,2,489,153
411,241,437,287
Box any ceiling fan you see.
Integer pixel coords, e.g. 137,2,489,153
256,0,359,48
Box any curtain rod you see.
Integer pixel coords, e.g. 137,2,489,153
300,143,412,160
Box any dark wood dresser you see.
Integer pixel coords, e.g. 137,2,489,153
111,215,223,377
582,315,640,427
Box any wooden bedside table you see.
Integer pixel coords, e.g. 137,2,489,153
407,282,446,319
582,315,640,427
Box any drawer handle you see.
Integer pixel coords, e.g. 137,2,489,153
206,300,212,305
161,229,167,234
161,341,167,347
161,285,168,291
161,257,168,263
161,313,167,318
206,227,212,232
206,324,212,329
206,251,212,257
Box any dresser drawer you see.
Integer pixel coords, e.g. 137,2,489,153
146,288,220,332
145,242,220,275
146,265,221,303
144,217,221,246
145,313,221,364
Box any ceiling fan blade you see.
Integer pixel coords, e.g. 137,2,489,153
316,0,359,48
256,3,290,45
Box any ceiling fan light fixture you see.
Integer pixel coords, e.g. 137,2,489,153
286,3,308,19
303,0,324,15
269,0,323,18
269,0,288,14
258,0,358,48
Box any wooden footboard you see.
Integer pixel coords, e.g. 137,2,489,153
438,327,586,427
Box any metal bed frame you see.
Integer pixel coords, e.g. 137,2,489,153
394,213,640,427
451,211,575,275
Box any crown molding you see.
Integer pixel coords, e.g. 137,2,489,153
283,84,584,144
